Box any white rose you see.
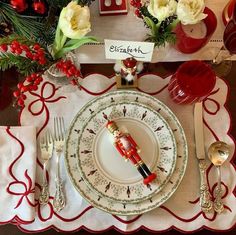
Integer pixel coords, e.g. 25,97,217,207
147,0,177,22
58,1,91,39
177,0,207,25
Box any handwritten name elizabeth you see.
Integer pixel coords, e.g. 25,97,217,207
109,45,150,58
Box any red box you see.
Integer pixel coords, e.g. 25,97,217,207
99,0,128,16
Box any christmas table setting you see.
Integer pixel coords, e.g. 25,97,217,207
0,0,236,234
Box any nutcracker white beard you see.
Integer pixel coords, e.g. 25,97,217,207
124,72,134,82
119,136,131,150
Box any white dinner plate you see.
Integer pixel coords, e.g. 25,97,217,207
76,101,177,203
65,90,188,215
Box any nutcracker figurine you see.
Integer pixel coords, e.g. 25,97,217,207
114,57,143,88
106,120,157,185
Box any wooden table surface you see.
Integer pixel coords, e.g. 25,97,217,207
0,62,235,234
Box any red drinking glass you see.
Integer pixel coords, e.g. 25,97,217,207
223,2,236,54
168,61,216,104
222,0,236,25
174,7,217,54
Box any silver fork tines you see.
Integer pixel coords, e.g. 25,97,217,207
39,131,53,205
53,117,66,212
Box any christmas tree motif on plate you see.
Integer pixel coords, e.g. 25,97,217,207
127,105,141,119
69,139,77,147
93,117,106,132
71,165,78,172
145,116,159,129
121,94,129,102
77,116,87,124
111,184,125,198
96,100,107,110
108,106,123,120
107,199,115,208
130,184,145,198
94,174,108,187
81,136,93,149
81,156,94,168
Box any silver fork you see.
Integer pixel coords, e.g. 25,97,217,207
39,131,53,205
53,117,66,212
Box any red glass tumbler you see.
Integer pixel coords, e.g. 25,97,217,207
168,61,216,104
174,7,217,54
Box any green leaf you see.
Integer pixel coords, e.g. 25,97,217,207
55,26,63,51
0,2,44,41
166,19,180,31
0,52,47,76
143,16,158,36
64,36,98,47
54,37,98,59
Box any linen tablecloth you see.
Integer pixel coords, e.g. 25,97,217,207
0,126,37,225
77,0,236,63
17,72,236,232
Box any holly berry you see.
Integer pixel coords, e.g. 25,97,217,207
13,73,44,108
135,9,142,18
32,0,47,14
10,0,28,13
55,59,81,86
130,0,142,8
13,90,21,98
0,44,8,52
17,98,25,107
3,40,47,65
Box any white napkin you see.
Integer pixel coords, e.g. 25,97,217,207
0,126,36,225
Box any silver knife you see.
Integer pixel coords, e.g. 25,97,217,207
194,102,213,213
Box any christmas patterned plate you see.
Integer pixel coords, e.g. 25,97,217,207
65,90,188,215
76,101,177,203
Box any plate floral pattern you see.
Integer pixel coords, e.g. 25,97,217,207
76,102,177,203
65,90,188,215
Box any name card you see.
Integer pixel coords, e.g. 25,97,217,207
104,39,154,62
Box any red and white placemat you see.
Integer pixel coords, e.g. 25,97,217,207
0,126,37,225
18,73,236,232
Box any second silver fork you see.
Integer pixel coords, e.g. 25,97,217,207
53,117,66,212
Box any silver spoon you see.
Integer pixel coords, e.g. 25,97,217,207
208,141,230,213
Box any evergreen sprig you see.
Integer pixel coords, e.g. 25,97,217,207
146,30,176,47
0,34,36,46
0,53,47,76
0,2,44,41
0,34,53,60
140,5,179,47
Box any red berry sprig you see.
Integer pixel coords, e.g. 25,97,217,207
130,0,142,8
13,73,43,107
130,0,143,18
0,40,47,65
56,59,82,86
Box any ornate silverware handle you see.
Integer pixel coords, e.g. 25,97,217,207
199,159,213,213
53,152,65,212
214,166,224,213
39,162,49,205
53,177,65,212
